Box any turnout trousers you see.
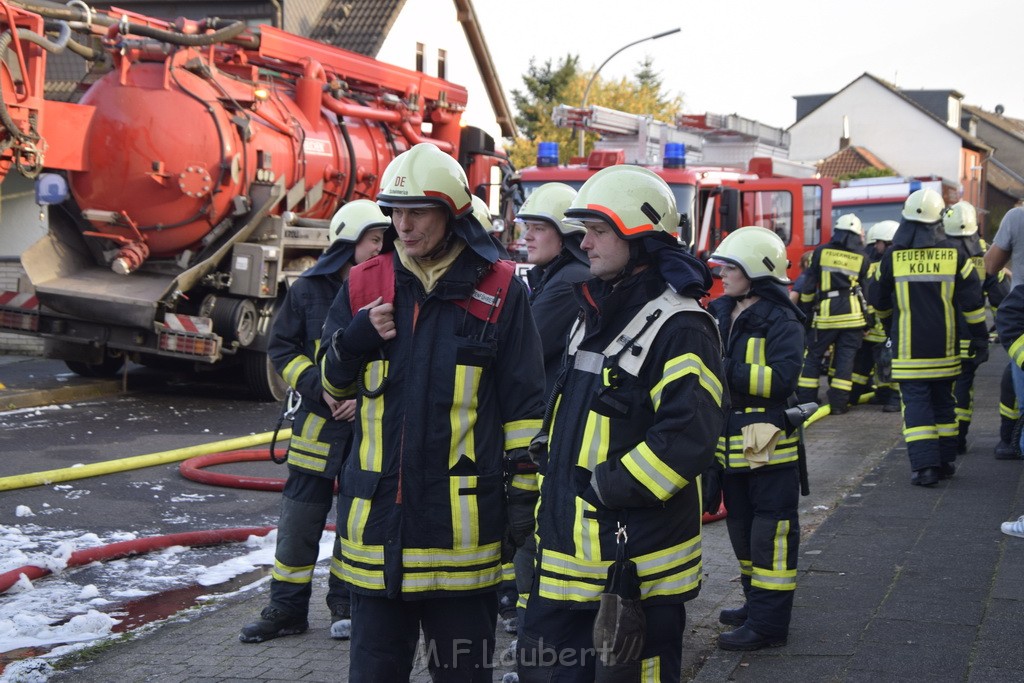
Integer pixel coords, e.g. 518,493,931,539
722,465,800,639
517,596,686,683
269,471,348,617
797,327,862,409
348,592,497,682
899,379,958,471
1000,362,1018,443
953,358,981,444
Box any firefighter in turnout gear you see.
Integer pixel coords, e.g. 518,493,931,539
319,143,545,681
942,201,1006,453
517,165,727,682
707,226,806,651
797,213,870,414
239,200,389,644
501,182,590,641
850,220,901,411
869,189,988,486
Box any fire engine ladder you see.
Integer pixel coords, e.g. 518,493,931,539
552,104,703,165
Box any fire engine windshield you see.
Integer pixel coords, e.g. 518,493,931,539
519,180,697,245
831,202,903,233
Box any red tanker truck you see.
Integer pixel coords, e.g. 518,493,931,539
0,1,508,399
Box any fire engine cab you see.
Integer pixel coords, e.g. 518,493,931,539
513,105,832,289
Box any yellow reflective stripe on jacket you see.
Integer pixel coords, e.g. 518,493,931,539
651,353,724,409
510,472,539,491
640,657,661,682
320,354,356,398
450,475,480,548
271,559,315,584
745,338,773,397
716,432,800,469
401,547,502,593
891,356,960,380
330,554,344,581
282,355,314,389
1011,334,1024,369
579,410,610,471
358,361,387,472
449,364,481,469
573,497,601,561
346,497,372,545
504,419,541,450
621,442,688,501
963,306,986,325
287,414,330,472
1000,401,1019,420
739,558,753,577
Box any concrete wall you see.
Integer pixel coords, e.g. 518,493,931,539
375,0,503,144
789,76,964,181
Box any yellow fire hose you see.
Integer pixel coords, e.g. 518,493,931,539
0,428,291,492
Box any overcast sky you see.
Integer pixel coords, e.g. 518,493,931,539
474,0,1022,131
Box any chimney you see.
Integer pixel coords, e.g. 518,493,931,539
839,115,851,149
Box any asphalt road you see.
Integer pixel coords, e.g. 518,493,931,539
0,376,288,536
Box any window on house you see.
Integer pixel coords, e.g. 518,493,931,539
437,48,447,80
415,43,424,73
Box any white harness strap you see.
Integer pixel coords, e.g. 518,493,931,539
567,288,715,376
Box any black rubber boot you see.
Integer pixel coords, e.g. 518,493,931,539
239,606,308,643
719,604,748,627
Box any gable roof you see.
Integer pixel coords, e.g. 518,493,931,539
792,73,991,154
309,0,406,57
962,103,1024,144
817,145,893,178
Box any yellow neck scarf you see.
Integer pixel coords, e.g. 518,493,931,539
396,239,466,292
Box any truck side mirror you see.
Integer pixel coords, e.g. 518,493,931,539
719,188,739,232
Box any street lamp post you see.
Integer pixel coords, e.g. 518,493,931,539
577,27,681,158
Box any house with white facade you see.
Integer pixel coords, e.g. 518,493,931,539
788,73,990,208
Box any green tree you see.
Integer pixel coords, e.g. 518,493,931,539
505,54,684,170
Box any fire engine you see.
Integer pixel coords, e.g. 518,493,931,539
831,175,961,232
512,105,832,288
0,1,509,399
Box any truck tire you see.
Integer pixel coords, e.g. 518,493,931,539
242,350,288,402
65,353,125,378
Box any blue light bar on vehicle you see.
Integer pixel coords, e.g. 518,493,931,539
537,141,559,167
664,142,686,169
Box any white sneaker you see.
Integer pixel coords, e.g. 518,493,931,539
1001,515,1024,538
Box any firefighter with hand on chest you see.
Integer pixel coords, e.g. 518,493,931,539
319,143,545,682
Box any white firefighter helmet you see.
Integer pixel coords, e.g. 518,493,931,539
471,195,497,233
563,165,679,241
942,201,979,237
866,220,899,244
709,226,791,285
902,188,945,223
329,199,391,244
516,182,584,237
834,213,864,237
376,143,473,217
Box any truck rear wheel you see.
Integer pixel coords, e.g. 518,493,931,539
65,353,125,378
242,350,288,402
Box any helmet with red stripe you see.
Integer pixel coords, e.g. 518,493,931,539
563,165,679,244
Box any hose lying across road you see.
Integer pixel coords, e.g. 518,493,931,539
1,399,844,594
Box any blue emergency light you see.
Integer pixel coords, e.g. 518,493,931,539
35,173,68,205
537,141,559,167
664,142,686,169
909,180,921,192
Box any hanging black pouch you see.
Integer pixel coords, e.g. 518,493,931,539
593,523,645,674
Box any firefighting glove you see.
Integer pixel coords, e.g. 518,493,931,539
504,449,539,555
969,338,989,366
594,557,646,667
334,309,387,357
702,462,724,515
